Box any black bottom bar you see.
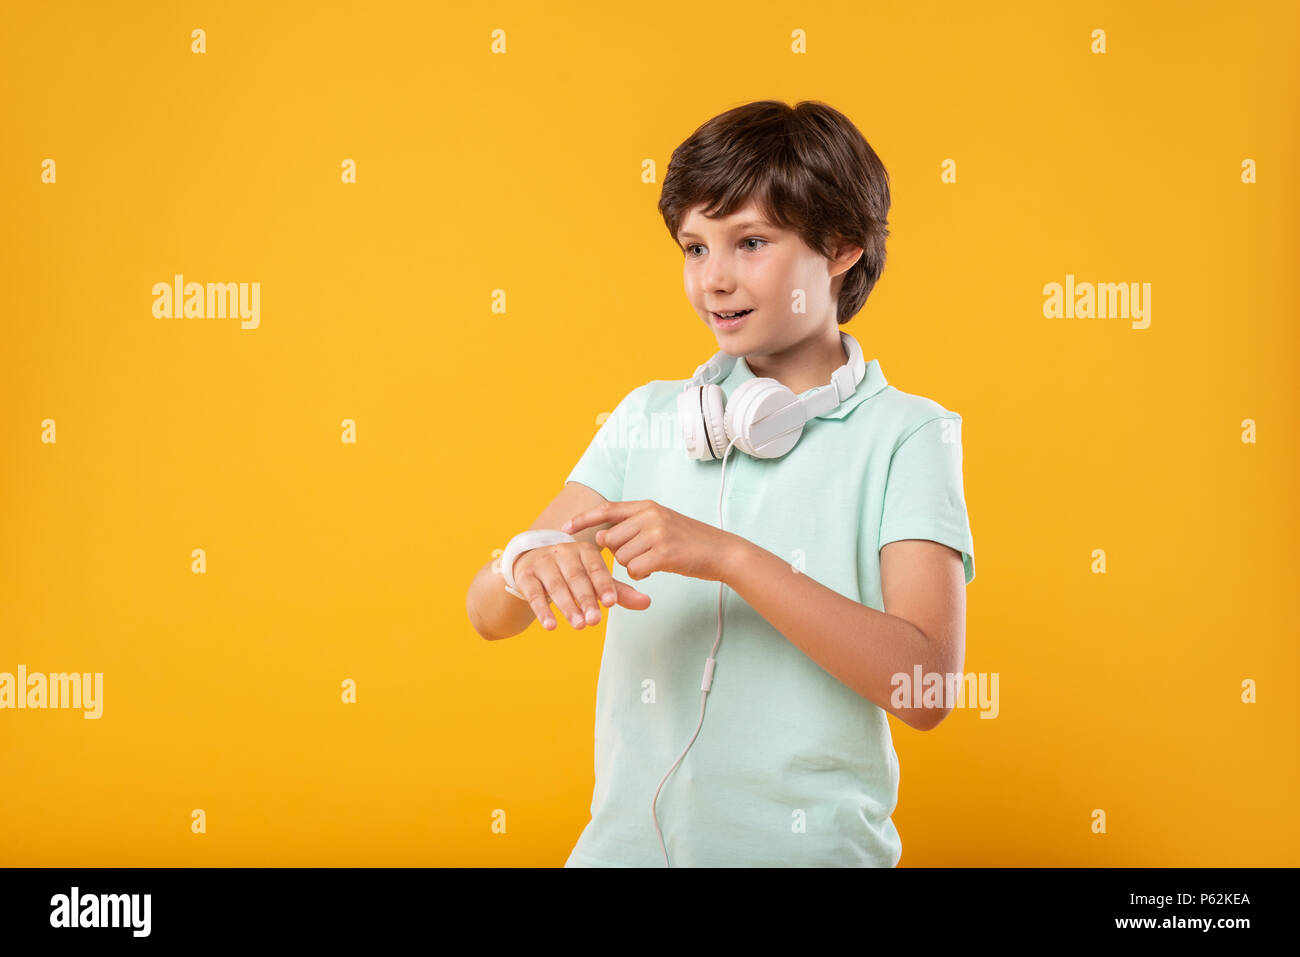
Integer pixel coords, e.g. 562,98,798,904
0,866,1279,943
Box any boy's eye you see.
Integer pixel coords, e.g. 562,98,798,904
683,238,768,258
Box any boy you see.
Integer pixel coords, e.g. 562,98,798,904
466,100,975,867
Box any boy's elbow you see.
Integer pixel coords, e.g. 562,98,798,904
899,705,952,732
923,706,953,730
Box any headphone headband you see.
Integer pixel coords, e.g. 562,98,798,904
687,331,866,407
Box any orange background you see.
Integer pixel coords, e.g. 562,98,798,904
1,0,1296,865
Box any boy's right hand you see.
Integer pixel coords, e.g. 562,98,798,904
511,541,652,631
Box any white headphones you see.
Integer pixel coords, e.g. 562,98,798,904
651,330,868,867
676,331,867,460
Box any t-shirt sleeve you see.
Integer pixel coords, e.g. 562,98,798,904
563,385,643,503
878,414,976,585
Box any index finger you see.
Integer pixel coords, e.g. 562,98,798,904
562,500,641,535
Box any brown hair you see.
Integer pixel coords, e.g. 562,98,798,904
658,99,891,324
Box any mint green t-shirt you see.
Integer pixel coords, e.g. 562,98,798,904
563,351,975,867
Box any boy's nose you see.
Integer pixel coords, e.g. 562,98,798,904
702,258,736,288
705,266,736,288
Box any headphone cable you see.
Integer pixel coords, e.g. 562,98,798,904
650,435,739,867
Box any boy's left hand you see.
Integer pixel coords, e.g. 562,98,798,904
562,500,740,584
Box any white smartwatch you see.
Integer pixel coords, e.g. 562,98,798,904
500,529,577,599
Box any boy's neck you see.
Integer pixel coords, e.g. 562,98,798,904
742,328,850,396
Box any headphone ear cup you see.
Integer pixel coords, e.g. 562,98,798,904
725,378,800,458
678,385,730,460
724,378,771,456
698,384,729,460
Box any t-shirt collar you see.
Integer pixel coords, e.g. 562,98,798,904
722,348,889,421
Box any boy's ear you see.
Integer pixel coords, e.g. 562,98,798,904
829,241,864,279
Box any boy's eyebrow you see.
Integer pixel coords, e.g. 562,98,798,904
678,220,774,241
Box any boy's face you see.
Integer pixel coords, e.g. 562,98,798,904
676,199,859,355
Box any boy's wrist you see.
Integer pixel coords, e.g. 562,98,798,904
720,533,756,586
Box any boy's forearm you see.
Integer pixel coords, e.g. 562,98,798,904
467,560,533,640
721,536,952,730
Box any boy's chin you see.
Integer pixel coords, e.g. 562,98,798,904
711,336,748,356
714,327,757,351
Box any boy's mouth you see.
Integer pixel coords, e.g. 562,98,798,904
711,308,753,328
